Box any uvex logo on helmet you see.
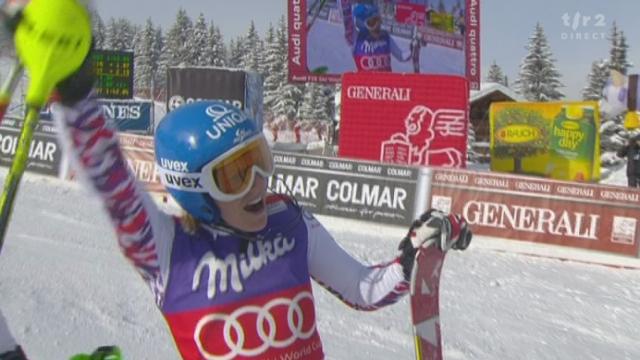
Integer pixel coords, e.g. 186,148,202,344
205,104,250,140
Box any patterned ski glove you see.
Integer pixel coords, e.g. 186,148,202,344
398,209,472,280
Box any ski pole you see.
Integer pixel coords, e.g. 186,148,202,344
0,0,92,252
0,61,24,123
0,104,39,252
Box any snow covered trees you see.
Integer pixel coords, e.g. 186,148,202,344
515,23,564,102
486,61,508,87
608,22,632,75
581,60,609,101
89,8,335,137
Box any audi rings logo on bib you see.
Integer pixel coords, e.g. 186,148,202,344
194,291,317,360
358,54,391,71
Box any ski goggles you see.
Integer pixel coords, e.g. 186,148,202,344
158,135,274,202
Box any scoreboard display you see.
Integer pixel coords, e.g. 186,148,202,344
93,49,134,99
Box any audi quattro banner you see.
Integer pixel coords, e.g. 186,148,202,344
429,168,640,257
0,117,63,177
270,150,420,226
118,133,165,193
288,0,480,89
166,67,264,129
339,72,468,168
101,100,153,135
490,101,601,182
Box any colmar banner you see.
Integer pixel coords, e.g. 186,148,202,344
270,150,420,226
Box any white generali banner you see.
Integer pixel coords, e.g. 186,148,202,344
428,168,640,257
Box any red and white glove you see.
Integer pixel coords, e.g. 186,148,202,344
398,209,472,280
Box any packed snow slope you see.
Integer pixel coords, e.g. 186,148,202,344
0,169,639,359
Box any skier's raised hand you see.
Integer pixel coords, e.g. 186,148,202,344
55,39,95,107
398,209,472,279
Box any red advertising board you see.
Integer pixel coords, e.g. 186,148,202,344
118,133,165,193
339,72,469,168
429,168,640,256
395,3,426,27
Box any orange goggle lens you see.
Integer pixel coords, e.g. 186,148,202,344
211,138,274,196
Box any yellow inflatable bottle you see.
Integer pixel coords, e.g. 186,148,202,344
549,105,596,182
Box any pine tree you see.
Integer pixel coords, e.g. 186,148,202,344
263,23,283,113
242,21,262,72
105,17,136,50
608,23,632,75
152,27,166,92
515,23,564,102
600,115,628,166
133,19,156,97
91,11,107,49
165,9,194,66
486,60,508,86
192,13,212,66
274,83,303,120
299,83,324,121
209,22,226,67
265,16,302,119
229,37,246,68
581,59,609,101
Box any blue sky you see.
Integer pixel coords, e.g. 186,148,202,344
94,0,639,99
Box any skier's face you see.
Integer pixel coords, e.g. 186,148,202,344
366,15,382,35
216,174,269,232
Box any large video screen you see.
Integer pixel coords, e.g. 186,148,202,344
289,0,480,89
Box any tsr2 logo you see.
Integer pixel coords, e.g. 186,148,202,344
561,12,606,41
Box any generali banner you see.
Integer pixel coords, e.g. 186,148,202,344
288,0,480,89
270,150,419,226
429,168,640,256
339,72,468,168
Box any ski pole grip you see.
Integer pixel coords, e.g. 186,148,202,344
13,0,92,107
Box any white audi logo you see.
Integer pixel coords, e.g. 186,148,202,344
359,54,391,70
194,291,316,360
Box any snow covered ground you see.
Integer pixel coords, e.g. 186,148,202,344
0,165,639,359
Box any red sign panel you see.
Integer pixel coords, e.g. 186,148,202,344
429,168,640,256
119,133,165,193
395,3,426,27
339,72,469,168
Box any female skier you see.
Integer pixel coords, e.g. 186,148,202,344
340,1,413,72
48,35,471,360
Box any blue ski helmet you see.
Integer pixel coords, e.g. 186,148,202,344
154,101,263,224
353,3,380,32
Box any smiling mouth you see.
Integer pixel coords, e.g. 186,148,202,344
244,197,265,213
